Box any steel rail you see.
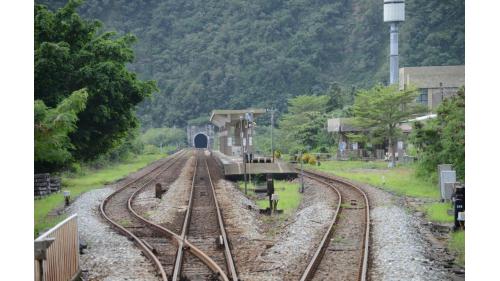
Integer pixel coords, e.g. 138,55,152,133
205,158,239,280
171,155,197,280
298,172,342,281
101,149,231,281
99,149,187,281
171,151,232,281
298,168,370,281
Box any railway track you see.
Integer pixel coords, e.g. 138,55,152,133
173,150,238,281
100,149,238,281
298,168,370,281
100,149,189,280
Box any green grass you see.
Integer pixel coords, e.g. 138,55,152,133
308,160,464,265
309,160,451,223
311,160,440,198
450,230,465,266
423,202,454,223
238,180,302,214
34,153,166,237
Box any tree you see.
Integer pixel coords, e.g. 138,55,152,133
352,84,426,167
141,128,187,148
35,89,88,172
325,82,343,112
35,0,158,161
410,87,465,180
38,0,463,129
280,95,331,152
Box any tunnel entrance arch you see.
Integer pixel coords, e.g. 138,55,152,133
194,133,208,148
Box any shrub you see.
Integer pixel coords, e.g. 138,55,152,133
88,155,110,169
141,127,186,148
410,87,465,180
144,144,160,155
308,157,317,165
301,153,311,164
274,150,282,159
69,163,83,175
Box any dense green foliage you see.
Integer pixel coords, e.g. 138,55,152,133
279,95,334,153
35,0,157,164
352,84,426,166
141,127,187,148
410,87,465,180
35,89,88,172
400,0,465,66
38,0,464,128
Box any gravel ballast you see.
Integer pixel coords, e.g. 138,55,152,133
64,186,159,281
54,151,463,281
349,180,463,281
215,177,339,281
148,155,194,228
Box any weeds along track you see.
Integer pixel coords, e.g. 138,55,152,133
100,149,190,280
299,169,370,281
173,150,238,281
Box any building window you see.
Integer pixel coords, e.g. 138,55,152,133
417,89,428,105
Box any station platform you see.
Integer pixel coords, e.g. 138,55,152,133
212,151,297,179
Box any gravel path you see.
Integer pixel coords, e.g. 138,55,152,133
64,185,159,281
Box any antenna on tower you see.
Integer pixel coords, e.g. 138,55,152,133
384,0,405,85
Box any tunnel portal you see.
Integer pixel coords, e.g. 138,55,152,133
194,133,208,148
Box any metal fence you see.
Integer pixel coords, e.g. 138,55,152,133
35,214,80,281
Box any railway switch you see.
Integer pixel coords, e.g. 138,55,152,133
155,183,164,199
216,235,224,249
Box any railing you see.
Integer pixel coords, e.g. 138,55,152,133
35,214,80,281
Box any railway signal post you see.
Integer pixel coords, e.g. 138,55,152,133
266,174,275,212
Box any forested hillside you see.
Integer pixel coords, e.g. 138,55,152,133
38,0,464,128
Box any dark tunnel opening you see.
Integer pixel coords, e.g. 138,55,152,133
194,134,208,148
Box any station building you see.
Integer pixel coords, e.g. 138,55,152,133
327,65,464,160
210,109,295,178
210,109,266,157
327,118,411,160
399,65,465,111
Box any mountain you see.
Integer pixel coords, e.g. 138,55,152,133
37,0,464,128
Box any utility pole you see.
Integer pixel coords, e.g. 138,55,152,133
247,120,252,184
269,108,276,162
240,116,247,195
